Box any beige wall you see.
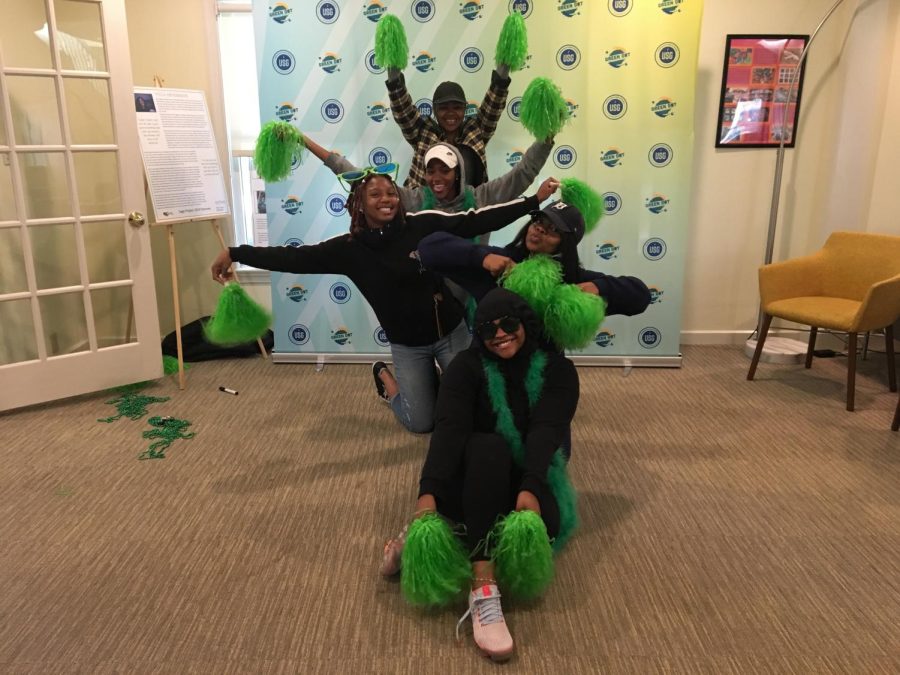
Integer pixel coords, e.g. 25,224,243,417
120,0,899,343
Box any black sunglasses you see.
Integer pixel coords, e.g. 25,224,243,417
476,316,522,341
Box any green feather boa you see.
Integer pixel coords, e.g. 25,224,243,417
482,352,578,553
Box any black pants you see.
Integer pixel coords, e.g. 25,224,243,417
435,432,560,561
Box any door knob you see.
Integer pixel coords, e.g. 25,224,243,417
128,211,146,227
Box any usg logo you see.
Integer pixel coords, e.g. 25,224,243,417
460,48,484,73
465,101,478,119
608,0,632,16
596,241,620,260
506,149,524,168
363,1,388,23
367,102,389,123
605,48,630,68
416,98,433,119
331,326,353,346
318,52,342,74
558,0,583,17
595,329,615,347
330,282,351,304
553,145,577,169
411,0,435,22
508,0,533,19
557,45,581,70
643,237,667,260
325,193,346,216
506,96,522,122
645,194,670,214
290,154,302,173
648,286,664,304
639,327,662,349
269,3,293,23
603,192,622,215
283,238,304,247
412,51,437,73
288,323,310,346
281,196,303,215
321,99,344,124
316,0,339,23
651,97,677,118
649,143,673,167
272,50,295,75
601,148,625,168
365,49,384,75
565,99,579,119
373,326,390,347
275,102,297,122
369,147,391,166
603,94,627,120
655,42,680,67
658,0,683,15
459,1,484,20
286,284,308,303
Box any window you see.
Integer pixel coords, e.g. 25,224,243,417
215,2,267,264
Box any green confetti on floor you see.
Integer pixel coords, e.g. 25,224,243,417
138,416,195,460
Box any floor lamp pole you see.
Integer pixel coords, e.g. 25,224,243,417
754,0,848,341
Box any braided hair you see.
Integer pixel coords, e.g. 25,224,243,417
345,173,406,237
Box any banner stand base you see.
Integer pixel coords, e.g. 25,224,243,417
271,352,683,368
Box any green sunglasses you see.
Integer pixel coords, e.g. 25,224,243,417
337,163,399,192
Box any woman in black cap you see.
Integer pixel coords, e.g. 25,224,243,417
417,199,651,316
380,287,579,662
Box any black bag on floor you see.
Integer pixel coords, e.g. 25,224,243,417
161,316,274,362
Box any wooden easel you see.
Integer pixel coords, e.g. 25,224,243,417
147,75,267,390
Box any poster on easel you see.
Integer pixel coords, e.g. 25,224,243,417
133,87,230,223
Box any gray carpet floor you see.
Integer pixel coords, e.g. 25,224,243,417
1,346,898,673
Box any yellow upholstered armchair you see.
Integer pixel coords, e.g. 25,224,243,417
747,231,900,411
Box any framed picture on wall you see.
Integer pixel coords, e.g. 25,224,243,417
715,34,809,148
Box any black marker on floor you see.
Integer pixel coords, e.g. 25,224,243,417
219,386,238,396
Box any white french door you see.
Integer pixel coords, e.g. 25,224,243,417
0,0,161,411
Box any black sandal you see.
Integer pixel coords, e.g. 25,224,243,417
372,361,391,402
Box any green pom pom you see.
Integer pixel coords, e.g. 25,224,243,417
560,178,603,235
492,510,554,600
253,121,304,183
495,13,528,71
162,355,184,375
519,77,569,141
547,453,578,551
544,284,606,350
374,14,408,71
500,255,561,318
400,513,471,606
203,282,272,346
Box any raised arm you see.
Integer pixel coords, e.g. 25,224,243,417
473,138,553,206
473,68,511,143
385,70,425,147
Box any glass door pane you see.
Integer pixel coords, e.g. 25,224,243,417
64,77,114,145
29,223,81,289
0,156,15,220
0,228,28,294
17,152,71,219
0,0,54,70
55,0,108,72
73,151,121,215
38,291,88,357
83,220,128,283
6,76,63,146
0,299,38,365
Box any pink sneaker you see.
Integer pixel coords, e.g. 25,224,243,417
456,584,514,662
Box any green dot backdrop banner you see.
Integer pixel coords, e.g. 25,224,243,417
255,0,703,364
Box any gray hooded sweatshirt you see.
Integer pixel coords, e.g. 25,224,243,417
323,139,553,214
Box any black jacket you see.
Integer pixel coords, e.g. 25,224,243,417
420,289,579,499
229,195,539,346
417,230,651,316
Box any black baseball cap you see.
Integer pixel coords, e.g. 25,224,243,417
432,81,466,106
530,200,585,244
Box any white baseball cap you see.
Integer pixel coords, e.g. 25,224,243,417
423,144,459,169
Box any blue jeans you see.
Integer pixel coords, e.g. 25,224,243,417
389,321,471,433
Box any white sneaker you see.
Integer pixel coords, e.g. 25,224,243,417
456,584,514,662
